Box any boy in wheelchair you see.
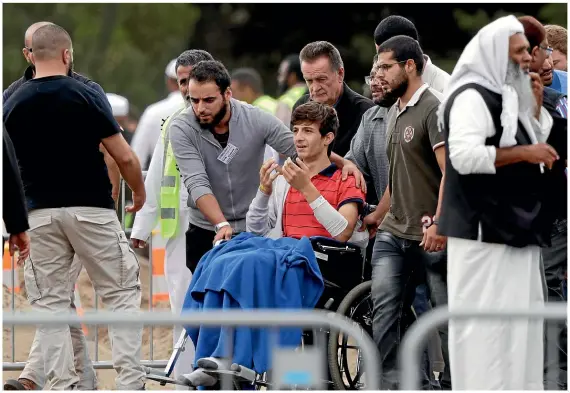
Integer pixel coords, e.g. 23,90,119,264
179,101,369,388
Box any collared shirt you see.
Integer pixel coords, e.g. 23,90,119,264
282,164,365,239
344,105,390,203
169,98,297,232
422,55,450,94
131,91,185,169
380,84,445,241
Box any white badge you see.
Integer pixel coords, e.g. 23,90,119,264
217,143,239,164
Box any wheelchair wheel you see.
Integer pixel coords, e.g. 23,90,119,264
327,280,373,390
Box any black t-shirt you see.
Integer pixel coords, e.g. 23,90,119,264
3,75,121,211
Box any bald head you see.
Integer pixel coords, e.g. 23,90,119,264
24,21,53,48
31,24,73,62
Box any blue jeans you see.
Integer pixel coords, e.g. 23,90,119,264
370,231,449,390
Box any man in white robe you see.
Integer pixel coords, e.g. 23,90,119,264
437,15,558,390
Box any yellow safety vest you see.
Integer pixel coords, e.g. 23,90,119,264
277,85,307,110
252,95,278,114
159,107,185,238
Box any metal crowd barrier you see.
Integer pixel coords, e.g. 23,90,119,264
398,304,568,390
3,171,171,371
3,309,382,390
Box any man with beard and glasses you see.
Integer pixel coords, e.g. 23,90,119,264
345,57,446,389
169,60,364,273
367,35,448,390
437,15,556,390
3,24,147,390
519,15,568,391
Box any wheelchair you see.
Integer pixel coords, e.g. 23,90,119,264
145,218,376,390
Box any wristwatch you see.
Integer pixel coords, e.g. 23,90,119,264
433,217,440,226
214,221,230,233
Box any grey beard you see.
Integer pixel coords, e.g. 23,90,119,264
505,61,536,116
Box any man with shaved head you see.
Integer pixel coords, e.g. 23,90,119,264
3,22,122,391
3,24,146,390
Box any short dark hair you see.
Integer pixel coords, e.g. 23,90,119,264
283,53,303,80
377,35,425,76
175,49,214,73
291,101,339,156
31,24,72,61
231,68,264,94
299,41,344,72
187,60,231,93
374,16,419,46
518,16,546,50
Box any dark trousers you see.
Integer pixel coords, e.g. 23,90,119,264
370,230,449,390
542,218,568,390
185,223,216,273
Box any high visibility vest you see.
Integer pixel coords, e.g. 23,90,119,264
252,95,278,114
159,107,185,239
278,85,307,110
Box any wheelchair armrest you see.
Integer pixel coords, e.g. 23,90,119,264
309,236,361,253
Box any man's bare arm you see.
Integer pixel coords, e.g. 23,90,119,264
101,133,145,198
196,194,227,227
100,143,120,203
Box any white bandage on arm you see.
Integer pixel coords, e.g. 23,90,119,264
309,195,348,237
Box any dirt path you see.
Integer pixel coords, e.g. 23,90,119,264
3,252,175,390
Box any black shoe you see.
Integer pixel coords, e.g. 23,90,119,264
4,379,41,390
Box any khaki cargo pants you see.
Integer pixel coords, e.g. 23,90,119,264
21,254,97,389
24,207,145,390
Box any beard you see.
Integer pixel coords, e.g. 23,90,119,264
377,92,398,108
505,61,536,115
66,60,74,77
378,73,408,107
198,98,228,130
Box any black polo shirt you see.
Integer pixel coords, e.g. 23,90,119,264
3,75,121,211
291,82,375,157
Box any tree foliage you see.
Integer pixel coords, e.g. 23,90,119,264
3,3,567,115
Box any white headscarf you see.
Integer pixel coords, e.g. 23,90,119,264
437,15,526,147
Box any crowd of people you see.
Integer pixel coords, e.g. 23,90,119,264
2,12,567,391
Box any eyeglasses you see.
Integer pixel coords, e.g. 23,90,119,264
540,45,554,57
376,60,408,74
364,75,382,85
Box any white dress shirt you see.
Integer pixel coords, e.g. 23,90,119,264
422,55,451,94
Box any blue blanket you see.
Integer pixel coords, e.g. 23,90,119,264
182,232,324,374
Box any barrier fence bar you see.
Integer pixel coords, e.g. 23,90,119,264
398,304,568,390
3,309,382,390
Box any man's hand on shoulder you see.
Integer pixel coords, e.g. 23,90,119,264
341,159,367,193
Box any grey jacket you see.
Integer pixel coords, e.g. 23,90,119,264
169,98,296,232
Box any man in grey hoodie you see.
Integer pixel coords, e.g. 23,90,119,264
169,60,364,272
